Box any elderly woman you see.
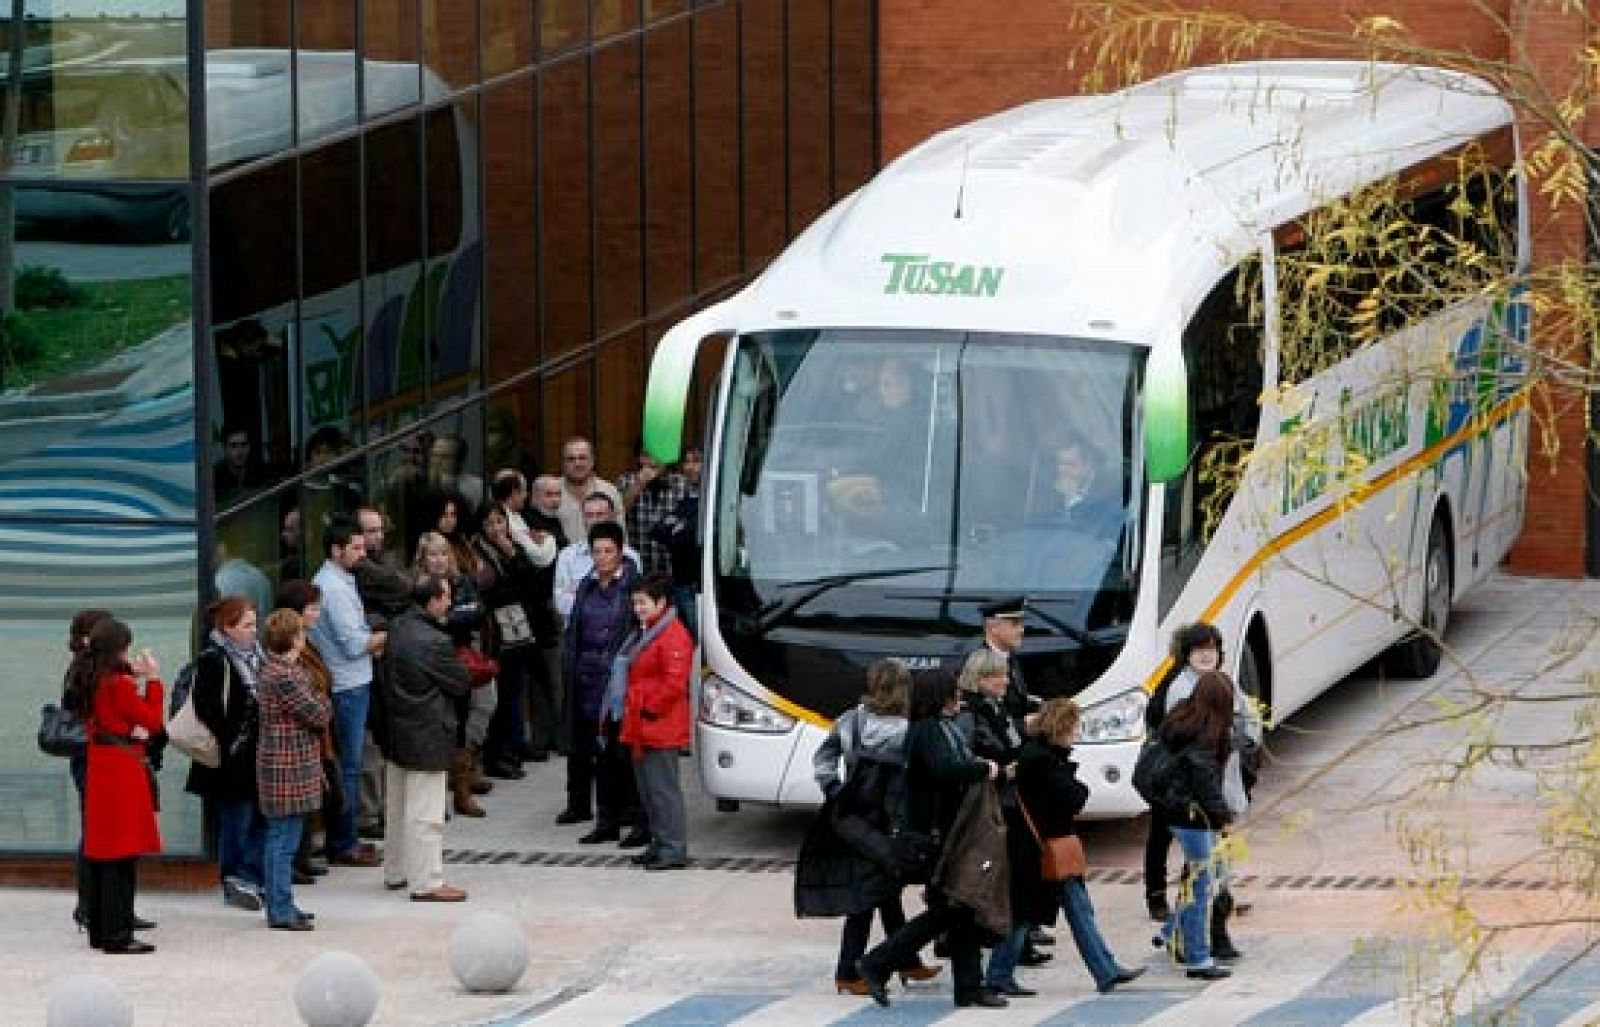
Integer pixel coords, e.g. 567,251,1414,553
256,609,331,931
955,649,1052,999
415,530,492,816
1016,699,1145,993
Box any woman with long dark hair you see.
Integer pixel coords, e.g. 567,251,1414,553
857,672,1004,1010
68,617,164,954
1150,670,1236,980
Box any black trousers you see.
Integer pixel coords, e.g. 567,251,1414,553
838,892,912,980
485,647,533,766
1144,807,1173,897
84,857,138,949
70,753,90,922
862,891,983,1001
565,716,639,829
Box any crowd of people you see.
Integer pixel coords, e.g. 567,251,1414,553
796,603,1258,1009
58,422,1259,1005
57,435,703,951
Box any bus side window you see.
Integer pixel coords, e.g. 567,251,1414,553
1159,267,1264,619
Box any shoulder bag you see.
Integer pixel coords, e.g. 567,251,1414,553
167,654,229,768
37,702,87,758
1018,793,1088,881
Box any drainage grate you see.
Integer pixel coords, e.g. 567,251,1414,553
442,850,1562,890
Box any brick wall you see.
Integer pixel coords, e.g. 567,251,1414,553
880,0,1589,577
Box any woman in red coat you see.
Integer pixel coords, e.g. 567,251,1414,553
617,574,694,871
67,617,164,954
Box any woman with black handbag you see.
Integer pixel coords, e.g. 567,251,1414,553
69,617,165,954
472,505,540,780
804,660,940,996
856,672,1004,1010
1016,699,1146,994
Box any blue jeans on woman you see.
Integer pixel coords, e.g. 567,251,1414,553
263,814,306,925
1062,876,1119,989
1162,826,1218,967
984,922,1031,989
216,797,265,891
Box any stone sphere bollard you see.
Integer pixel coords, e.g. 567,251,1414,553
46,975,133,1027
447,912,530,993
294,950,381,1027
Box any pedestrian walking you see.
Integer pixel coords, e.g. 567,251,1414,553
1145,671,1236,980
803,659,941,995
1015,699,1146,993
856,672,1006,1010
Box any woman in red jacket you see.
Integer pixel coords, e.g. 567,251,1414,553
67,617,164,954
616,574,694,871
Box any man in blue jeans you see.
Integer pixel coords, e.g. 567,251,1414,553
308,516,387,867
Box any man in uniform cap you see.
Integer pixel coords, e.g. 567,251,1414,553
973,595,1054,962
977,597,1041,723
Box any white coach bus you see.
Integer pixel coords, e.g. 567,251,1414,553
642,61,1530,817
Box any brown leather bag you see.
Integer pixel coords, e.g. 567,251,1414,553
1019,796,1088,881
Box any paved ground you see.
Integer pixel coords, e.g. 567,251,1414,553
6,572,1600,1025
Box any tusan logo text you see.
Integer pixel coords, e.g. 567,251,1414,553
881,253,1004,298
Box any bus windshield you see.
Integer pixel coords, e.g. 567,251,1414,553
714,329,1147,641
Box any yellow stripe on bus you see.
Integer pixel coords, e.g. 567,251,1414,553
1139,388,1531,693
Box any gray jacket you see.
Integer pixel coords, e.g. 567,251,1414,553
813,706,907,798
383,608,471,772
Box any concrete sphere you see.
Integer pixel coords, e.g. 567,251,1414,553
46,975,133,1027
294,950,381,1027
447,912,530,993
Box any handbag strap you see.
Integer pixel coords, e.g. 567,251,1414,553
1016,792,1045,845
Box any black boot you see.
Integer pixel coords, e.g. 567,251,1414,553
1145,890,1171,922
1210,888,1242,961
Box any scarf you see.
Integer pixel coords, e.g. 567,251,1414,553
600,608,678,727
210,627,264,696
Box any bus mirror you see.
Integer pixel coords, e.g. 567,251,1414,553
1145,344,1189,484
642,301,737,464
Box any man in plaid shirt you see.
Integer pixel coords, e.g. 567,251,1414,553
617,448,690,578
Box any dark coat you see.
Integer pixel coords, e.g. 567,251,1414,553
84,672,164,860
1154,723,1233,830
794,710,909,919
524,508,568,645
561,565,640,722
956,692,1048,924
472,534,541,655
903,717,990,841
934,780,1011,937
255,654,331,818
1014,738,1091,922
383,608,471,772
183,647,259,802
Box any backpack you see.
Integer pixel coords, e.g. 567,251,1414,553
1131,733,1179,808
166,652,229,769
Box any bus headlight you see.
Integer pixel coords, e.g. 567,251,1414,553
699,674,796,734
1075,688,1147,744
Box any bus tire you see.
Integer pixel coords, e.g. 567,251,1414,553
1388,517,1451,679
1237,635,1267,787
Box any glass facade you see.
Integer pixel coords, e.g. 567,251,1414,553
1,0,876,855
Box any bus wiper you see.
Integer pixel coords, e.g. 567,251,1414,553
1022,605,1094,646
755,565,952,631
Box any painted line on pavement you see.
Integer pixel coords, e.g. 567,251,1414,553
1455,943,1600,1026
627,992,786,1026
